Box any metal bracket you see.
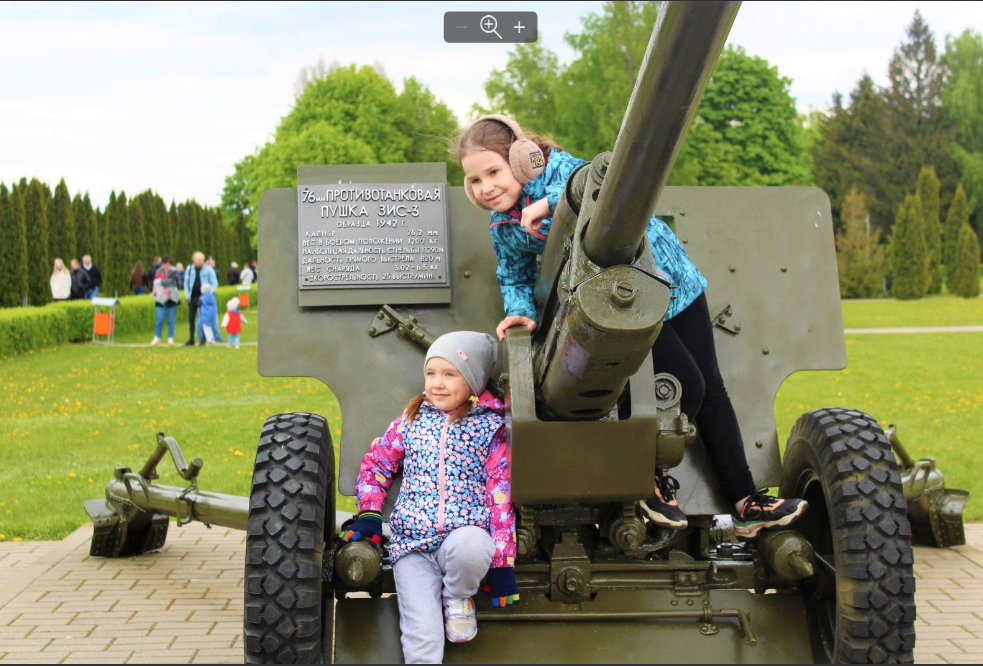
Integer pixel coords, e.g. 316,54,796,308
368,305,436,350
710,302,741,334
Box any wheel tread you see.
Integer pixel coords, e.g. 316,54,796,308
783,407,916,663
244,412,334,664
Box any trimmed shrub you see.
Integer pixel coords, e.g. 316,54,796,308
0,307,68,358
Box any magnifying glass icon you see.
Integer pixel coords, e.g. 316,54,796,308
480,14,502,40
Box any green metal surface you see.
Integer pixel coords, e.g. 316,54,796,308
335,589,812,664
888,424,968,547
258,183,846,511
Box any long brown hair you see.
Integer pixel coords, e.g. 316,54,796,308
456,117,562,165
404,393,473,427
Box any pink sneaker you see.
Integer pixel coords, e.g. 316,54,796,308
443,597,477,643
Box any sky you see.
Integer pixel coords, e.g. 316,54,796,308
1,1,982,211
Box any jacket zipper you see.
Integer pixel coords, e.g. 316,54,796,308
436,417,449,534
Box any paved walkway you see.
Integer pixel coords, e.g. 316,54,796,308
0,523,981,663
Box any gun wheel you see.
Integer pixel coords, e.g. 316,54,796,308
244,412,336,664
781,408,916,664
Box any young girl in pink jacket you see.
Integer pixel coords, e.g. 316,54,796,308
342,331,516,664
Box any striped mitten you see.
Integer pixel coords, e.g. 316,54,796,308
484,567,519,608
340,511,383,547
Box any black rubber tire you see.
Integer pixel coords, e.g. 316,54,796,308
780,408,916,664
244,412,336,664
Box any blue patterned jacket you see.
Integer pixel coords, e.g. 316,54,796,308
487,148,707,321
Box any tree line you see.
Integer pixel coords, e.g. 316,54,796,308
0,178,254,308
221,3,982,300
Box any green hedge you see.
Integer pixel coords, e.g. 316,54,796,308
0,286,257,359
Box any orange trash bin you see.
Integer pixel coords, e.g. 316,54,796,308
94,312,115,336
239,291,250,309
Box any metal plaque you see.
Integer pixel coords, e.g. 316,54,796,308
297,182,449,290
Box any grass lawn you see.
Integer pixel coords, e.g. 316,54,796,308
842,294,983,329
776,332,983,522
0,334,351,541
1,304,980,541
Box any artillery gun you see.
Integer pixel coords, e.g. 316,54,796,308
86,1,967,662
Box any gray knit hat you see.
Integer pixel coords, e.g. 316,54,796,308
425,331,499,396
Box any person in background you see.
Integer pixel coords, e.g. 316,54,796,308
150,255,180,346
184,251,218,346
227,262,240,286
250,260,258,283
81,254,102,299
144,256,161,291
69,259,89,300
240,262,254,286
131,261,146,295
50,258,71,301
174,262,185,290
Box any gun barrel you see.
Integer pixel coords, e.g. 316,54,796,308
584,1,740,268
106,479,249,531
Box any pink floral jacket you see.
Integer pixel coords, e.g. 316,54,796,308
355,391,516,568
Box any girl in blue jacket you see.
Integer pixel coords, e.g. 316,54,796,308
458,114,806,539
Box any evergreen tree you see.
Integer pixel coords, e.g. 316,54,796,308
234,212,251,263
71,193,96,263
836,186,887,298
0,184,30,308
887,12,950,185
102,191,131,296
51,179,75,262
944,184,970,283
950,223,981,298
128,195,146,278
94,207,106,264
165,201,177,259
889,194,929,299
23,179,51,306
916,166,943,293
813,76,899,236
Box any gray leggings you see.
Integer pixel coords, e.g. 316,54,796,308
393,526,495,664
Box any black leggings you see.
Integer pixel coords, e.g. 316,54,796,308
650,293,755,506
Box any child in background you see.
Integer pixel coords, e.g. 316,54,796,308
341,332,516,664
457,114,807,539
221,297,247,349
196,283,222,345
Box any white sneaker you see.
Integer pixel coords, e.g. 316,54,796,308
443,597,477,643
150,337,160,346
167,338,174,346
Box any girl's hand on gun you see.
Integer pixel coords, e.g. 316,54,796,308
496,315,536,341
519,198,550,235
484,567,519,608
340,511,383,547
